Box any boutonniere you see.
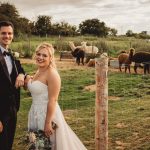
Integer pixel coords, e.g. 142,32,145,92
9,49,20,58
12,51,20,58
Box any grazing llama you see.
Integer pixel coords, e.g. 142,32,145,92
81,41,99,54
129,51,150,74
71,48,85,65
68,41,98,54
68,41,82,51
118,48,135,73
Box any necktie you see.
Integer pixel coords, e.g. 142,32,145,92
3,51,11,56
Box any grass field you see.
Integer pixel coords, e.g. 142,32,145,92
12,59,150,150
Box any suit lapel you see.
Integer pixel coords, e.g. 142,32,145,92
0,49,11,82
9,53,18,76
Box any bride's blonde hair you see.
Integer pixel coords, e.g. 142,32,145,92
34,42,56,68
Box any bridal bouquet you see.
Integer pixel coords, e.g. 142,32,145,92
26,122,57,150
27,130,51,150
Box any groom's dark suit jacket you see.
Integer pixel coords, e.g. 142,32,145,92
0,49,25,123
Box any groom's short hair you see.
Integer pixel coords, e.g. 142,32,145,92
0,21,14,30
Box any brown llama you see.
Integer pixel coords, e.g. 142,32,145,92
118,48,135,73
87,59,95,67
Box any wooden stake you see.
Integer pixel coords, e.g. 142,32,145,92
95,53,108,150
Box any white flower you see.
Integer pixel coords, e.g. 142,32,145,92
29,132,36,143
13,52,20,58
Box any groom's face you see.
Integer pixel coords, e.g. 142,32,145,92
0,25,14,49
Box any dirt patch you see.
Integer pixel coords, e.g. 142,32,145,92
109,96,121,101
116,123,128,128
20,58,35,64
20,57,86,71
84,84,96,92
20,56,145,74
115,141,131,149
63,109,75,116
84,84,121,100
55,58,86,70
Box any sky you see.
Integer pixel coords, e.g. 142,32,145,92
2,0,150,34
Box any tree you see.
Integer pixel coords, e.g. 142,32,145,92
51,23,61,35
18,17,31,34
58,21,70,36
0,3,19,20
0,2,19,34
50,21,77,36
35,15,52,36
108,28,118,36
139,31,150,39
79,18,109,37
58,21,77,36
28,21,36,35
126,30,134,37
0,2,32,35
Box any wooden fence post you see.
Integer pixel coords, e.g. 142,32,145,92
95,54,108,150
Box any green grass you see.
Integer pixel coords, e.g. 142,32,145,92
13,63,150,150
109,72,150,98
108,97,150,149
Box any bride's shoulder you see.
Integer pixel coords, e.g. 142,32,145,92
47,67,59,75
47,68,61,81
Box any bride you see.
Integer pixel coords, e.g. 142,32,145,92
25,42,87,150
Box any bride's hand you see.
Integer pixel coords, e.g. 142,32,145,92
44,122,54,137
24,75,32,90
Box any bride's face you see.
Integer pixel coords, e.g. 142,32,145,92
35,48,51,67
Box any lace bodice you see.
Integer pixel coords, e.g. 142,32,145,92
28,80,48,105
27,80,49,130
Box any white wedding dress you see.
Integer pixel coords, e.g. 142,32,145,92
27,80,87,150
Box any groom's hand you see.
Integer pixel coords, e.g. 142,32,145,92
15,74,25,88
0,121,3,133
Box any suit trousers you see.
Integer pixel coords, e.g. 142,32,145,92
0,107,17,150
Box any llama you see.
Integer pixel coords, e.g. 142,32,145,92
68,41,82,51
71,48,85,65
87,53,109,67
87,59,95,67
81,41,99,54
69,41,85,65
68,41,99,54
129,52,150,74
118,48,135,73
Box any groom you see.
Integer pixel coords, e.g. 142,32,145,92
0,21,26,150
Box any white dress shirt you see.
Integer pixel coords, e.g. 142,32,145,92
0,45,12,74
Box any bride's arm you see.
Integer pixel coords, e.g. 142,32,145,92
44,69,61,137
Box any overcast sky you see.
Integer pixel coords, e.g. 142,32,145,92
2,0,150,34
